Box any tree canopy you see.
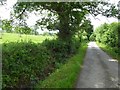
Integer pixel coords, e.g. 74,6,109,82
12,1,118,41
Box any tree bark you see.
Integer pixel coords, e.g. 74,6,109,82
57,12,72,42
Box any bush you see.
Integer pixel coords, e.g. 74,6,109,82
3,38,81,88
89,33,96,41
2,41,54,88
95,22,119,48
42,38,80,63
35,42,87,88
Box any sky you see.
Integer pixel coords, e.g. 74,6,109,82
0,0,119,33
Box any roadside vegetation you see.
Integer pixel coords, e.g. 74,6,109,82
1,1,118,89
94,22,120,62
97,42,120,62
2,36,81,88
35,42,87,88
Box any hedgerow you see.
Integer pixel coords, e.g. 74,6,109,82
42,38,80,63
95,22,120,54
2,38,80,88
2,41,55,88
95,22,118,47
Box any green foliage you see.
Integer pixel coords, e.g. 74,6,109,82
13,2,118,41
21,26,32,34
118,22,120,48
2,37,80,88
95,22,120,61
95,22,118,47
35,42,87,88
97,42,120,62
2,19,12,33
89,33,96,41
95,23,109,43
95,22,120,57
14,26,22,34
2,41,54,88
2,34,54,88
14,26,32,35
42,38,80,63
80,19,94,41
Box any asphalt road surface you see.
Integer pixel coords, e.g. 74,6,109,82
76,42,120,88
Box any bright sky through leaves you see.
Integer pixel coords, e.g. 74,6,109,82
0,0,119,33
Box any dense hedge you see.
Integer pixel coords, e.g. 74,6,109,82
95,23,118,47
42,38,80,63
2,38,80,88
95,22,120,53
3,41,54,88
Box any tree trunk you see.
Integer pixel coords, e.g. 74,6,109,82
57,12,72,42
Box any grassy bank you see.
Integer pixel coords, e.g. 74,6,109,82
97,42,120,62
35,42,88,88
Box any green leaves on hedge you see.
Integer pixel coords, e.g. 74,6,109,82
3,38,80,88
95,22,119,54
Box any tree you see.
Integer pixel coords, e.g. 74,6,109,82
95,23,109,43
21,26,32,35
13,1,118,42
95,22,119,48
2,19,13,33
14,25,32,36
80,19,93,41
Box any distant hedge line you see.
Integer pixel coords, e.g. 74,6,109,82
2,38,80,88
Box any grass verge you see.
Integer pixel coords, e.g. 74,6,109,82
96,42,120,62
35,42,88,88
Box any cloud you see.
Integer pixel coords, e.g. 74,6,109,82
6,0,17,8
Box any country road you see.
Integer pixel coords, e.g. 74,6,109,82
76,42,120,88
